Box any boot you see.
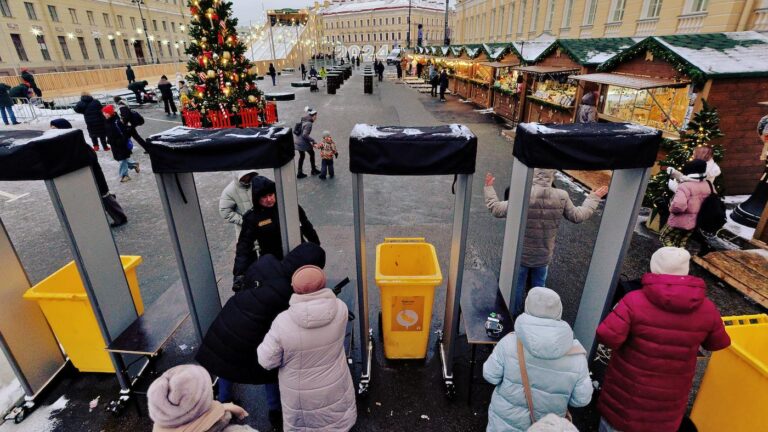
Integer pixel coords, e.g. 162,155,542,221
310,167,321,175
297,172,307,179
268,410,283,431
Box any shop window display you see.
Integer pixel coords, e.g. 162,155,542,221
528,74,577,109
493,68,521,95
603,85,690,132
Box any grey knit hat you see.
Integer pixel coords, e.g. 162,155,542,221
147,364,213,428
525,287,563,321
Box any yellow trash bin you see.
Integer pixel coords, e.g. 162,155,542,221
23,256,144,373
691,314,768,432
375,238,442,359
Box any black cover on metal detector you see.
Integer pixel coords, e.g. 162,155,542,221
145,126,294,173
349,124,477,175
513,122,662,170
0,129,95,180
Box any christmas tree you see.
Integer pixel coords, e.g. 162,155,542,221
185,0,263,123
644,100,725,216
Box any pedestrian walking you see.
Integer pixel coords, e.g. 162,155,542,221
127,80,149,105
395,61,402,79
314,131,338,180
577,91,598,123
157,75,178,116
319,67,327,87
113,96,148,148
8,83,30,102
0,83,19,125
309,65,318,78
74,92,110,151
659,159,711,248
20,68,41,97
197,243,326,431
484,287,592,432
429,66,439,97
300,63,307,80
268,63,277,86
484,170,607,316
231,175,320,287
102,105,139,182
439,69,449,101
147,364,255,432
257,265,357,432
596,247,730,432
219,171,256,239
125,65,135,85
377,60,384,82
293,106,320,178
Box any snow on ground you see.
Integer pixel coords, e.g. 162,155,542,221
0,380,23,421
0,396,68,432
725,211,757,241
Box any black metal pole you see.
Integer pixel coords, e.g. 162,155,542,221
133,0,155,64
407,0,412,49
444,0,449,45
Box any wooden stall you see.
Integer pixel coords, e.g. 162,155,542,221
468,62,496,108
572,32,768,194
517,65,580,124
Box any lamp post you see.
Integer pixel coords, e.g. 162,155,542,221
131,0,156,64
406,0,412,49
443,0,450,46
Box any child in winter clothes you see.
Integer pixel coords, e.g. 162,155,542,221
597,247,730,432
483,287,592,432
659,159,711,248
257,265,357,432
147,364,255,432
666,146,721,192
314,130,338,180
102,105,139,182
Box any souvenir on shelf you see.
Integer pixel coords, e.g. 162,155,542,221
603,85,690,132
528,76,577,109
494,70,520,94
472,64,494,85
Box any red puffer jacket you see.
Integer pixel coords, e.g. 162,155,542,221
596,273,730,432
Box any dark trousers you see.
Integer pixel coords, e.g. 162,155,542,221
163,97,177,114
320,159,334,178
440,87,446,100
297,149,317,173
132,90,144,105
91,161,127,224
130,129,147,148
90,134,108,149
270,75,276,85
431,84,438,97
378,72,383,81
302,71,307,80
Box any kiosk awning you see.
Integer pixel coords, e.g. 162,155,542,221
569,72,689,89
514,66,579,75
478,61,519,68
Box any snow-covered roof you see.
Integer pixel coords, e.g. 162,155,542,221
655,31,768,78
512,37,556,63
320,0,445,15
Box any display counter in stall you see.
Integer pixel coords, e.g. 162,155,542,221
467,62,496,108
517,65,579,124
448,60,475,100
491,64,522,121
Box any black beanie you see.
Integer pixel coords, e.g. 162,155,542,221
682,159,707,176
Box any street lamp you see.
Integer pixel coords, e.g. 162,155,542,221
406,0,412,49
131,0,156,64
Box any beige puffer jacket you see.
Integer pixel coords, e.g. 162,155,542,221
218,171,256,237
484,169,601,267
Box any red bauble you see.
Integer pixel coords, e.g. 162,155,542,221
190,6,199,15
218,32,224,45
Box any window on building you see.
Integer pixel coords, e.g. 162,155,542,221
609,0,626,22
686,0,708,13
508,3,515,34
379,18,382,25
385,18,389,25
490,9,496,36
162,21,167,31
117,15,124,28
398,31,401,40
69,8,78,24
367,19,370,26
77,37,89,59
152,20,158,31
110,38,119,58
544,0,556,30
583,0,598,25
0,0,11,17
130,17,136,29
123,39,132,58
385,33,389,40
58,36,72,60
171,22,176,32
24,2,37,20
517,0,527,34
47,5,59,22
36,35,51,60
498,6,505,35
87,11,96,25
167,43,172,57
94,38,104,59
156,41,163,57
531,0,540,32
11,34,29,61
562,0,573,27
367,33,370,41
399,16,402,24
642,0,663,18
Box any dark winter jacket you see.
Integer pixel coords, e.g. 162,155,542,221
128,80,148,93
8,84,30,99
126,66,136,81
21,71,36,87
268,65,276,77
597,273,731,432
0,83,12,107
74,95,106,136
233,176,320,276
104,116,133,161
293,114,316,151
196,242,326,385
157,78,174,100
439,71,449,90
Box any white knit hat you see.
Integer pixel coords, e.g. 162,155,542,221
650,247,691,276
524,287,563,321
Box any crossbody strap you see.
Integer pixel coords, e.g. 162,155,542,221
517,339,537,425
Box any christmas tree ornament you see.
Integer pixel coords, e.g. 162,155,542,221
222,51,231,60
248,95,258,103
207,70,216,78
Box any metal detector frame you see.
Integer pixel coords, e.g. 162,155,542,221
498,158,652,354
352,173,473,398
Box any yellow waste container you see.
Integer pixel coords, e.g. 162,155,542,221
23,256,144,373
691,314,768,432
375,238,442,359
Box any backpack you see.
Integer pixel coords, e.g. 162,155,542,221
696,181,726,233
293,121,303,136
130,109,145,126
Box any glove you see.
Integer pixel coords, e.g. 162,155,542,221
232,275,245,292
335,153,339,159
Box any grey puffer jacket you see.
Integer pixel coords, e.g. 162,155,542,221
218,170,255,236
484,169,600,267
257,288,357,431
294,114,316,151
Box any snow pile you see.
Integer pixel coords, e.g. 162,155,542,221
657,31,768,76
0,396,68,432
513,36,556,62
0,380,23,419
350,124,395,138
400,128,424,136
0,129,77,148
519,123,570,134
434,124,475,140
150,126,193,139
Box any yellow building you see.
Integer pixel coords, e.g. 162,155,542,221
318,0,449,54
0,0,190,76
455,0,768,44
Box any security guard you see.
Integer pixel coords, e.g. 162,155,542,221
232,175,320,291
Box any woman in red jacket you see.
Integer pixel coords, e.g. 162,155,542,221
596,247,730,432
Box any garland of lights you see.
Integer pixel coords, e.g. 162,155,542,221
597,38,708,85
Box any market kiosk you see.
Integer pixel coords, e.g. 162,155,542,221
516,65,580,124
492,63,523,121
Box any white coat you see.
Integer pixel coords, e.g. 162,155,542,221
218,171,255,238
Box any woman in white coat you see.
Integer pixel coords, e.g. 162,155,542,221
257,265,357,432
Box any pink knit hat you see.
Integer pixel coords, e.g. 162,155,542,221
291,265,326,294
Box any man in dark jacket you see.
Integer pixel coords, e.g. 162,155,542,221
439,69,449,102
103,105,139,182
300,63,307,80
197,243,325,428
20,68,41,97
74,92,110,151
125,65,136,84
0,83,19,125
156,75,177,116
127,80,148,105
268,63,276,86
8,83,30,100
232,176,320,289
